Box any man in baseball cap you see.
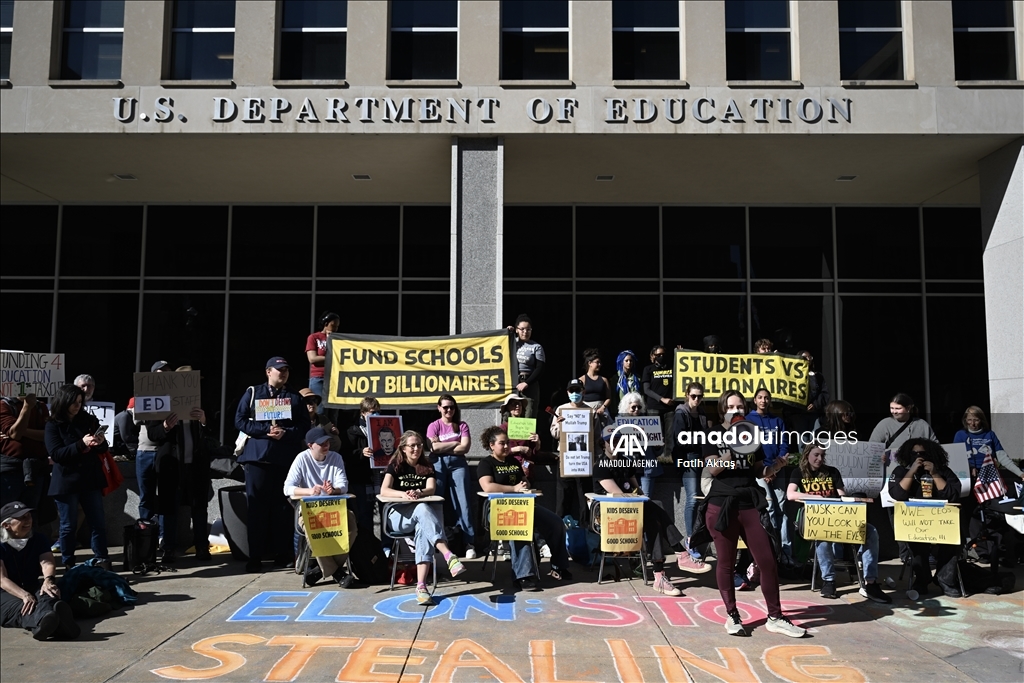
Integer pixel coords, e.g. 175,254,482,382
266,356,289,370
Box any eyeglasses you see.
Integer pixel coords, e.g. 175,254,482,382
440,405,455,412
517,327,532,332
689,394,703,400
628,405,642,411
407,443,423,449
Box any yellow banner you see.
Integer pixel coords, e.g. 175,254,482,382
800,500,867,544
599,500,644,552
893,502,960,545
324,331,515,409
301,497,350,556
488,495,535,541
673,351,810,407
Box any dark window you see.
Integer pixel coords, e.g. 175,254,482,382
402,206,450,278
279,0,346,80
612,0,679,80
146,206,229,278
750,295,835,373
0,205,58,277
61,0,124,80
1,0,13,80
504,206,571,278
402,293,448,336
725,0,790,81
390,0,457,80
576,206,658,278
927,296,988,441
952,1,1017,80
923,208,983,280
838,0,903,80
170,0,235,80
577,292,660,369
317,293,398,336
60,205,142,278
318,206,399,278
501,0,568,80
664,294,749,354
230,206,313,278
56,292,138,402
836,207,920,280
0,292,53,353
749,207,833,280
662,207,746,279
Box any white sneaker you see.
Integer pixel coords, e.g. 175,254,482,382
766,616,806,638
465,548,478,560
725,609,747,636
539,543,552,558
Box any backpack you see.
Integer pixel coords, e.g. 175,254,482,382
349,531,390,585
123,519,160,574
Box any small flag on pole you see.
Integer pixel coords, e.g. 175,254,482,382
973,453,1007,503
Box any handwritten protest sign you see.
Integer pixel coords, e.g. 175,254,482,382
673,350,809,408
301,497,351,556
255,398,292,421
0,351,65,398
598,499,644,552
84,402,116,441
894,501,960,545
133,371,202,420
488,494,535,541
324,330,515,409
614,415,663,447
507,417,536,441
368,415,403,469
827,441,885,495
799,500,867,544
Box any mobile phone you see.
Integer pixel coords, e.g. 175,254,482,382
93,425,108,439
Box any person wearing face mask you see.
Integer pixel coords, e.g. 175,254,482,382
0,502,79,640
667,382,712,573
344,396,382,540
551,379,599,520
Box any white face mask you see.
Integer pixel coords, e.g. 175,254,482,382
5,537,28,550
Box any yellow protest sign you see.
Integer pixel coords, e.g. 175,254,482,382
893,502,960,545
488,495,535,541
507,417,536,441
673,351,810,408
599,500,644,552
301,497,351,556
799,500,867,544
324,331,515,409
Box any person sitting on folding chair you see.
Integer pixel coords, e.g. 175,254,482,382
477,426,572,591
786,443,890,603
284,427,356,588
888,438,963,597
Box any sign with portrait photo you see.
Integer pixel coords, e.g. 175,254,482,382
367,415,403,470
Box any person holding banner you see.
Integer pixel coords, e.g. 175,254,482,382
284,427,355,587
477,426,572,589
427,394,476,558
887,438,962,597
305,311,339,413
641,346,676,432
786,444,890,603
511,315,545,418
380,431,467,605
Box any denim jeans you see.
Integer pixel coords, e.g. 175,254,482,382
387,502,446,564
816,523,880,582
432,454,475,547
54,488,108,564
308,377,326,414
758,476,792,562
681,469,701,540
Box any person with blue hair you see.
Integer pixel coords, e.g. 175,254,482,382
614,350,641,404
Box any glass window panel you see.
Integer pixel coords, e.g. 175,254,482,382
575,207,658,278
0,293,53,353
503,0,568,29
318,206,399,278
282,0,347,29
952,0,1014,28
401,293,448,336
140,293,225,432
280,32,346,79
230,206,313,278
503,292,572,432
0,34,9,80
402,206,450,278
927,296,988,442
64,0,124,28
391,0,457,28
55,292,138,402
750,295,835,373
836,207,920,279
170,32,234,79
612,0,678,28
390,32,457,79
612,31,679,80
314,293,397,339
749,207,833,280
61,32,123,79
577,292,660,372
923,208,983,280
839,31,903,80
0,0,12,27
725,0,788,29
60,206,141,276
502,31,568,80
173,0,235,29
504,206,571,277
953,32,1016,80
662,207,746,279
726,31,791,80
838,0,901,29
664,294,749,354
839,295,924,426
0,206,58,277
145,206,228,277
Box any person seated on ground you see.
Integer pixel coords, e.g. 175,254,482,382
284,427,356,588
786,443,891,603
477,426,571,591
594,426,708,597
380,431,466,605
887,438,963,597
0,502,79,640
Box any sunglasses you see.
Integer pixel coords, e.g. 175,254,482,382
440,405,455,411
689,394,703,399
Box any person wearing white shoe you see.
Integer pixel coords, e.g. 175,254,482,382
465,548,478,559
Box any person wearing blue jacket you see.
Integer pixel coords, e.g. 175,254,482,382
235,357,310,573
746,389,794,566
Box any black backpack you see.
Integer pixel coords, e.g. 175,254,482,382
349,531,390,585
123,519,160,574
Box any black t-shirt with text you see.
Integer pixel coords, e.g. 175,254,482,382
385,462,431,492
789,464,844,499
477,456,525,487
642,363,674,413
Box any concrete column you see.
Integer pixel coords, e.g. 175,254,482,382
8,0,55,84
347,1,388,85
979,139,1024,462
121,0,165,85
233,0,276,86
460,0,499,85
450,136,504,452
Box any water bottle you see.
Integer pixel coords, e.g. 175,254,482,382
919,471,934,498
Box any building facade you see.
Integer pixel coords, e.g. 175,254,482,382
1,0,1022,451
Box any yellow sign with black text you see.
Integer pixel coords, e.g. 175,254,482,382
599,500,644,552
893,502,960,545
799,500,867,544
673,351,810,407
301,497,350,556
488,495,536,541
324,330,515,409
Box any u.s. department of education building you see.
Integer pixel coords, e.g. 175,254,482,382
1,1,1021,450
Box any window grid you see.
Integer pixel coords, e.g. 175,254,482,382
60,0,125,80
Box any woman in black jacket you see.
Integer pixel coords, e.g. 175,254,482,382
44,384,109,568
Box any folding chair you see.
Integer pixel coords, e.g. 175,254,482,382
381,501,438,592
809,541,864,591
587,495,650,586
477,493,542,583
293,500,354,589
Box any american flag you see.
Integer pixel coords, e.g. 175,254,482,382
973,453,1007,503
